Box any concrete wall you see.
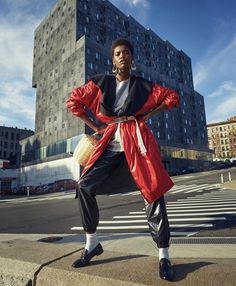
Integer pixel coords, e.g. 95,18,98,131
19,157,80,187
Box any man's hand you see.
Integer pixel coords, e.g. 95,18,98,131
137,103,168,121
95,125,107,134
137,113,151,122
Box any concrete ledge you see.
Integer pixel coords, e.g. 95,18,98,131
0,239,82,286
0,239,236,286
0,256,37,286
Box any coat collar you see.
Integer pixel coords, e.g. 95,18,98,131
91,74,152,116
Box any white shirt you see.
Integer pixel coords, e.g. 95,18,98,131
107,78,130,152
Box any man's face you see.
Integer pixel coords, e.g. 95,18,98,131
113,45,132,71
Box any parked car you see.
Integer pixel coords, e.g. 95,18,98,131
179,166,198,175
168,168,180,176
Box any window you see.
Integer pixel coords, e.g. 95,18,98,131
88,63,93,70
95,52,100,60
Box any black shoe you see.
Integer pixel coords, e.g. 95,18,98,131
159,258,174,281
72,243,103,268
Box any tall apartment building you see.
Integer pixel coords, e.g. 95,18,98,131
0,126,34,167
19,0,212,187
207,116,236,160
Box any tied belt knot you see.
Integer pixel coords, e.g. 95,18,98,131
108,116,147,155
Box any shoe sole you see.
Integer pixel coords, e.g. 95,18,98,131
96,248,104,256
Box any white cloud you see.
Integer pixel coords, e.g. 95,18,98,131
124,0,150,8
193,35,236,91
206,81,236,123
0,3,41,130
0,18,35,81
208,81,236,98
193,31,236,123
209,95,236,123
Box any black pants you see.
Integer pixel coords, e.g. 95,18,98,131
78,149,170,248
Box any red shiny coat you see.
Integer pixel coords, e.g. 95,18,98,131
66,79,179,203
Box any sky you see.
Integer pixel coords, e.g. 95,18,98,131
0,0,236,131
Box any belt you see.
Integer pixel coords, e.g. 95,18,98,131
108,116,135,124
108,116,147,155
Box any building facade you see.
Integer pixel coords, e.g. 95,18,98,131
207,116,236,161
0,126,34,167
20,0,212,187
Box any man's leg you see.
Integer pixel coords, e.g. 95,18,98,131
72,149,125,267
145,196,174,281
145,196,170,249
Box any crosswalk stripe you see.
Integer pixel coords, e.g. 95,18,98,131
71,224,212,230
167,207,235,213
100,217,225,223
170,184,211,194
129,211,145,214
196,194,236,198
167,200,236,205
172,223,212,227
114,211,236,219
174,198,236,202
166,204,236,209
170,185,194,190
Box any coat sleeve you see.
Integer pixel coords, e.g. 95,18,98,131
66,80,99,117
152,83,180,109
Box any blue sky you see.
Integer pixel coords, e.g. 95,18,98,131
0,0,236,130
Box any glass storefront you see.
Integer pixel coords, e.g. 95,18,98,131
161,145,213,161
21,135,213,167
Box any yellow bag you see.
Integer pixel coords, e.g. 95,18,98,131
73,133,98,166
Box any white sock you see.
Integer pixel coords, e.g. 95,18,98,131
159,247,169,260
85,232,99,252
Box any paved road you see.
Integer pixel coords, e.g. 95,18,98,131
0,168,235,237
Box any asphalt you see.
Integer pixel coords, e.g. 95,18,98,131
0,180,235,285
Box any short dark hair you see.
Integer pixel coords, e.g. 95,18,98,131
111,38,134,57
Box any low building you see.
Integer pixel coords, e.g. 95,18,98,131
0,126,34,167
0,167,18,196
207,116,236,161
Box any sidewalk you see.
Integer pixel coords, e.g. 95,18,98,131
222,179,236,189
0,189,75,203
0,233,235,285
